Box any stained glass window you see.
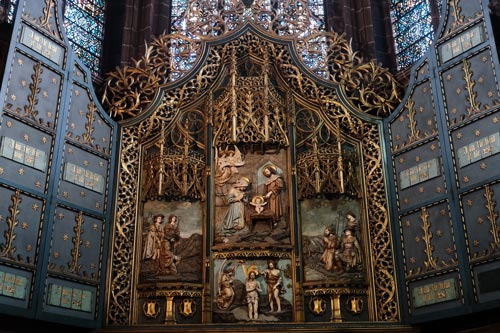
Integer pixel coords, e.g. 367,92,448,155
3,0,18,23
171,0,325,36
390,0,441,70
169,0,325,79
63,0,106,76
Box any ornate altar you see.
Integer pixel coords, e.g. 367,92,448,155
98,0,404,328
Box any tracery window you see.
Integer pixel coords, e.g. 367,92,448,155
169,0,326,77
390,0,441,70
63,0,106,76
171,0,325,36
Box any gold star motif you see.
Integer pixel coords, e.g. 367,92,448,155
419,106,425,112
446,247,453,254
32,204,39,211
482,56,488,62
83,160,89,166
456,87,461,94
52,77,57,84
463,176,470,183
63,234,69,241
427,119,432,126
90,263,96,270
399,115,405,122
395,134,401,140
97,119,102,125
0,215,3,221
71,123,76,129
452,108,457,114
473,239,479,247
423,87,428,93
62,192,69,198
399,157,405,164
436,187,442,193
440,209,446,215
102,137,107,143
47,112,52,118
17,58,23,65
75,90,80,96
54,252,60,259
24,134,29,141
18,168,25,175
58,212,65,219
0,167,4,174
488,91,494,97
477,217,484,224
79,109,84,116
42,91,48,98
446,74,452,80
99,161,104,167
11,94,16,101
475,130,481,136
415,236,420,242
467,199,473,206
478,77,484,83
42,137,48,143
456,132,462,139
418,187,424,193
93,223,98,230
403,198,409,204
68,148,73,154
436,230,443,237
480,162,487,170
95,202,101,209
21,80,27,87
410,257,417,264
415,156,420,162
85,240,91,248
21,222,28,229
26,244,33,252
405,220,411,227
80,191,86,197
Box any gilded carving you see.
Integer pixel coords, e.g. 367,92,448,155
104,20,400,327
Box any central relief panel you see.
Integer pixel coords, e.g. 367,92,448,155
210,67,294,322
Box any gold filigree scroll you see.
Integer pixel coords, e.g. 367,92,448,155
104,30,400,325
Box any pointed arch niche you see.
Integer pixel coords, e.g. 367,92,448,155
102,23,402,328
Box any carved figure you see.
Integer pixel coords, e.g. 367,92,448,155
262,164,284,225
319,226,343,272
250,195,267,214
245,268,262,320
338,228,362,271
216,261,237,310
219,177,250,232
261,260,283,313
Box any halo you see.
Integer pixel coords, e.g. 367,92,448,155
262,164,277,174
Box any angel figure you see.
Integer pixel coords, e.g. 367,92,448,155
215,145,245,185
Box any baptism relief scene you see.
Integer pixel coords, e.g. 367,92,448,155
213,257,293,323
